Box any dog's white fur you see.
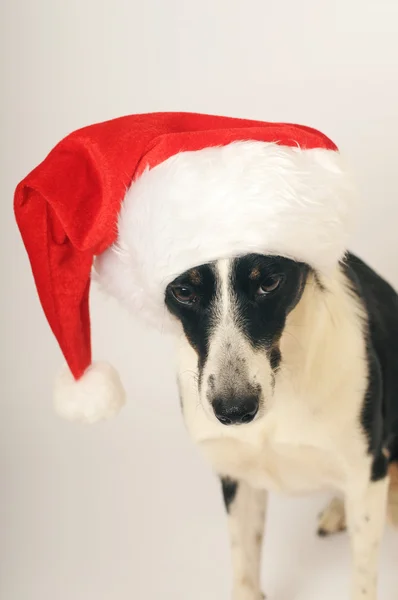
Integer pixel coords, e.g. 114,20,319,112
175,260,391,600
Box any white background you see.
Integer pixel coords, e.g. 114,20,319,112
1,1,398,599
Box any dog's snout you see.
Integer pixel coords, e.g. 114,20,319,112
213,394,259,425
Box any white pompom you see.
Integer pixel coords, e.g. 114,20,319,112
54,362,126,424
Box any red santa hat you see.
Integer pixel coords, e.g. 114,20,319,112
14,112,356,423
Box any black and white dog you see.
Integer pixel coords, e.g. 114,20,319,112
165,251,398,600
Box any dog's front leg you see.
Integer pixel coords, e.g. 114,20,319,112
345,475,389,600
220,478,267,600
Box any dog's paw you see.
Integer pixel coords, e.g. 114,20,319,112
232,586,265,600
317,497,346,537
232,594,265,600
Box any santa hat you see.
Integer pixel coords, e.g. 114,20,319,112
14,112,356,424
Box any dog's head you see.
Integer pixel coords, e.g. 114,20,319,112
165,254,310,426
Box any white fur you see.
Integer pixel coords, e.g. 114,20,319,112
54,362,126,424
228,482,267,600
345,478,389,600
95,142,357,329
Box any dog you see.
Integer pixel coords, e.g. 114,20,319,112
15,113,397,598
164,251,398,600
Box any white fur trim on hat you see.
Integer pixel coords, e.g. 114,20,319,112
95,141,357,329
54,362,126,424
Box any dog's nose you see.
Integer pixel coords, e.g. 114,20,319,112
213,394,259,425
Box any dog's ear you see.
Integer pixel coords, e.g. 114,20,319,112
388,462,398,527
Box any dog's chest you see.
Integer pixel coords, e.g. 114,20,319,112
184,399,346,494
200,434,343,494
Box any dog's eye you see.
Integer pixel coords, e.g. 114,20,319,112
171,285,198,305
257,276,281,296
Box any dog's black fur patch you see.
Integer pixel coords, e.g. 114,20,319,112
230,255,310,350
165,263,217,378
342,253,398,473
220,477,238,512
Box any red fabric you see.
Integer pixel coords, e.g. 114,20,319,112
14,112,337,380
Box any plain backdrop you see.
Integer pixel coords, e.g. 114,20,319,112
1,1,398,599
